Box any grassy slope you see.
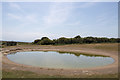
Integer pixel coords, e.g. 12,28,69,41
2,69,63,78
62,43,118,51
2,69,118,78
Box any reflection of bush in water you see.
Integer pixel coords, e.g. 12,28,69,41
8,52,17,55
58,51,109,57
43,51,48,52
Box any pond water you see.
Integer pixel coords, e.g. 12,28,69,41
7,51,114,69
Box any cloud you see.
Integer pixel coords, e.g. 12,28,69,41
96,15,107,23
42,2,96,28
3,31,60,42
8,13,38,24
77,2,97,8
8,13,22,20
24,14,38,23
9,2,27,14
43,3,73,27
9,3,22,10
8,3,38,27
66,21,82,26
96,14,111,25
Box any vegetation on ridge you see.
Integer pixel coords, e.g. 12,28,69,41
33,35,120,45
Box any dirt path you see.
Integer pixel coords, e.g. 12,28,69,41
2,44,118,77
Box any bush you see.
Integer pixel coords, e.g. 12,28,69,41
33,35,120,45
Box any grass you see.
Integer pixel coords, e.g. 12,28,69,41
86,73,118,78
2,69,118,78
2,69,39,78
2,69,65,78
3,43,118,52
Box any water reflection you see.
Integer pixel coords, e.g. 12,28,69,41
7,51,114,69
57,51,109,57
9,51,109,57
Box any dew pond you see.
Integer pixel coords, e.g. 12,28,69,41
7,51,114,69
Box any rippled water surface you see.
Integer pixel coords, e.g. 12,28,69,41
7,51,114,69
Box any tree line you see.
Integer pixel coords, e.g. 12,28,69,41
1,41,31,47
33,35,120,45
2,41,17,46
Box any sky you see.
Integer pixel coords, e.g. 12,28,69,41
2,2,118,42
2,0,120,2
